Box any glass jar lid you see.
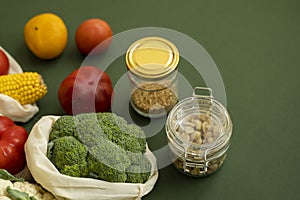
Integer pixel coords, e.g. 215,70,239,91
126,37,179,79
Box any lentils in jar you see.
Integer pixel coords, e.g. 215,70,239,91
130,83,178,116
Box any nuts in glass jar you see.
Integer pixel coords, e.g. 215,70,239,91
172,154,227,176
175,114,221,146
168,113,228,176
166,87,233,177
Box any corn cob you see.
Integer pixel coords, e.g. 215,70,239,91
0,72,47,105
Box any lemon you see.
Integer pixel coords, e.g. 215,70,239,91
24,13,68,60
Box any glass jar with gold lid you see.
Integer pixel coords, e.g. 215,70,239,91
126,37,180,118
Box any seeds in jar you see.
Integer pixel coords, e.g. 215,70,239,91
175,114,221,145
130,83,178,115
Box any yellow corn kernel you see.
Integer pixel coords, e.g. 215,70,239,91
0,72,47,105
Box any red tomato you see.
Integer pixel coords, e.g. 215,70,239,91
58,66,113,115
0,49,9,75
0,116,28,174
75,18,113,55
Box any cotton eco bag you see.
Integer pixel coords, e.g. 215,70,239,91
25,115,159,200
0,46,39,122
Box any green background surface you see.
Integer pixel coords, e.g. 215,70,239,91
1,0,300,199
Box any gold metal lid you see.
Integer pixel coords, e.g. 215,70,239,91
126,37,179,79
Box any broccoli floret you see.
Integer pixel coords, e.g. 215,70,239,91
47,136,89,177
87,154,127,183
73,113,103,147
96,112,147,153
73,113,131,170
123,124,147,153
126,165,144,183
126,152,152,183
49,115,77,141
87,140,131,172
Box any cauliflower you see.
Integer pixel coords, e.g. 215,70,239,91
0,180,56,200
0,197,11,200
0,179,13,196
0,167,57,200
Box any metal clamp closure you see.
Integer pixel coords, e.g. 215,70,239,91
183,148,209,175
193,87,213,98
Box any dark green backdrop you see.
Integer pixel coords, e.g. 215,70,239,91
1,0,299,199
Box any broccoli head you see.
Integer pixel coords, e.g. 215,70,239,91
47,136,89,177
47,112,152,183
